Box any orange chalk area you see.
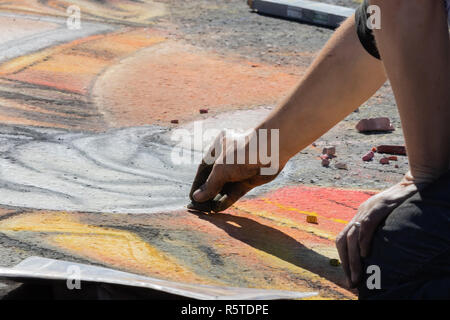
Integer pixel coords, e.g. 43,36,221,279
0,186,376,299
0,29,166,130
0,28,302,130
93,42,301,127
1,29,165,94
0,0,166,25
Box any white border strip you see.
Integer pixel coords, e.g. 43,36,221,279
249,0,355,28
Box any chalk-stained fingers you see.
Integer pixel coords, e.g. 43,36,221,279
347,225,362,287
336,227,352,287
192,163,228,203
189,132,226,211
212,181,254,212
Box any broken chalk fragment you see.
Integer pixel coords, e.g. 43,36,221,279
388,156,398,161
321,158,330,167
335,162,348,170
322,146,336,157
362,151,374,161
356,117,395,132
306,215,318,224
377,145,406,155
170,119,179,124
380,157,390,165
199,109,209,114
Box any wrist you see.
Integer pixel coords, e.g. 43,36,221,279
243,128,285,175
401,170,439,190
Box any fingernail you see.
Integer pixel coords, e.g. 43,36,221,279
192,189,201,201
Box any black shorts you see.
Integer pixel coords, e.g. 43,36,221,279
356,0,450,60
358,170,450,299
355,0,381,60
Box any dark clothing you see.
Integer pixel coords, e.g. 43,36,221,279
355,0,450,60
358,171,450,299
355,0,381,60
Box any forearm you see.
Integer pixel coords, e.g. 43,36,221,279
371,0,450,183
256,16,386,165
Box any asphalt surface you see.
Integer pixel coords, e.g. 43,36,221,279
0,0,405,300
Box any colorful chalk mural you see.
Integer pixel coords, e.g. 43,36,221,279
0,0,371,299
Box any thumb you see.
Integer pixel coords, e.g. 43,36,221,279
192,165,226,203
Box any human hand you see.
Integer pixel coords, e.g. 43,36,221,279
188,130,283,213
335,172,427,288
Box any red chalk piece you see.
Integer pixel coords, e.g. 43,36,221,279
170,119,179,124
321,158,330,167
199,109,209,114
362,151,374,161
377,145,406,155
380,158,390,165
388,156,398,161
372,147,377,152
356,117,395,132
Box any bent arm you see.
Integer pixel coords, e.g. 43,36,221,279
256,16,386,166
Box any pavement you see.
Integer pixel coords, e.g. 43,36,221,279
0,0,407,300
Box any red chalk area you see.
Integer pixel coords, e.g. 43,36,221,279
233,185,376,237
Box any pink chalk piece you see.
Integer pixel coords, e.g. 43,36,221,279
377,145,406,155
356,117,395,132
362,151,374,161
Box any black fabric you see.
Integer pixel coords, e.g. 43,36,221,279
358,171,450,299
355,0,381,60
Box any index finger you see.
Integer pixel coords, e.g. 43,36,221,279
336,226,352,287
189,132,224,199
188,132,225,211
